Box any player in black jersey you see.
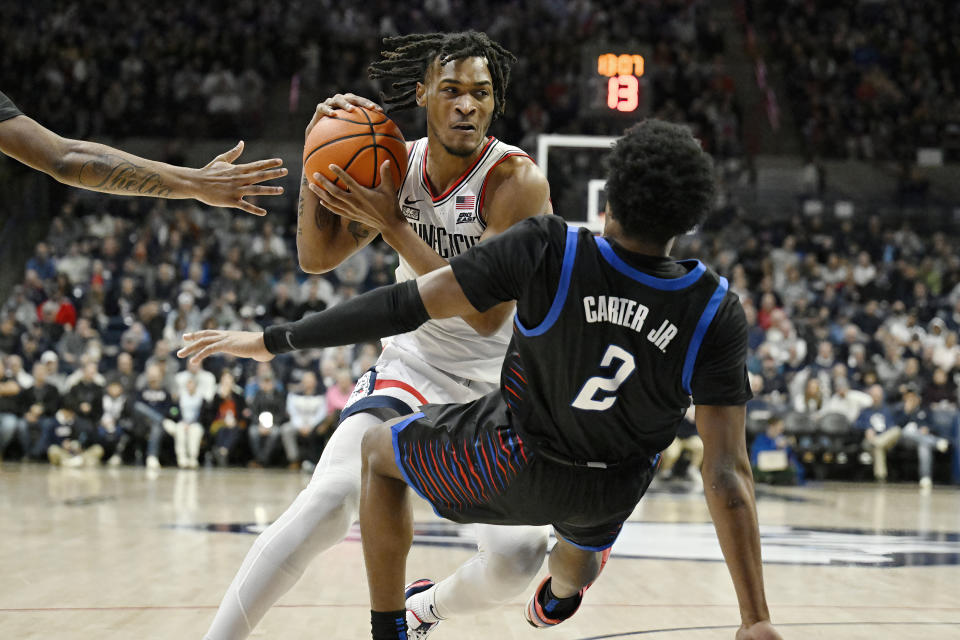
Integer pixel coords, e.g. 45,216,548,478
179,120,782,640
0,89,285,214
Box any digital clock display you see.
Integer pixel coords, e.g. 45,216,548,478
582,48,651,116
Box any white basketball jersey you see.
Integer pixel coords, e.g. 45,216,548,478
388,136,533,384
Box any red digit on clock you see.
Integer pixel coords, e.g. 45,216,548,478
607,75,639,112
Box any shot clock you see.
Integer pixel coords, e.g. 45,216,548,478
582,47,652,116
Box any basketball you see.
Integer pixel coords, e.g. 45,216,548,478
303,107,408,191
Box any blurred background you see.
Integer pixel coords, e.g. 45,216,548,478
1,0,958,486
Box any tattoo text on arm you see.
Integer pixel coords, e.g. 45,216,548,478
78,155,174,197
297,174,308,237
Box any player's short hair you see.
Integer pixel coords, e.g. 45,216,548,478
605,120,716,243
368,31,516,119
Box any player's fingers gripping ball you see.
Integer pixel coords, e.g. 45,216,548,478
303,106,408,190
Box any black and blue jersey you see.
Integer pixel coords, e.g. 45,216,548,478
449,215,750,465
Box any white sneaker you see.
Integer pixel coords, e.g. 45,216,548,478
919,477,933,492
146,455,161,470
63,455,85,468
404,579,438,639
108,454,122,466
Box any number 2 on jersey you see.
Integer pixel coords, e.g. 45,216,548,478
571,345,636,411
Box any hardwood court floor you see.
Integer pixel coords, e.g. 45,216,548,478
1,463,958,639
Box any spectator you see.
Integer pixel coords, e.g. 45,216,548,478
46,406,104,467
105,276,146,323
26,242,57,282
64,353,106,390
855,385,901,482
56,317,99,370
174,359,217,403
248,370,288,468
134,363,175,469
894,386,951,490
99,380,132,466
658,406,704,488
792,377,826,415
66,361,104,429
106,352,138,396
6,354,34,389
280,372,331,472
0,314,22,355
924,368,958,407
325,369,355,418
20,361,61,460
750,416,803,485
40,351,67,394
267,283,299,324
172,377,205,469
820,378,872,423
203,371,248,467
165,292,202,340
142,338,179,394
0,366,23,462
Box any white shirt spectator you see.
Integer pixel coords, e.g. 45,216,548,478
175,369,217,403
821,387,873,423
286,392,328,431
178,388,205,424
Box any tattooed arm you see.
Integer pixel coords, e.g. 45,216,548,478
295,168,377,273
0,114,286,215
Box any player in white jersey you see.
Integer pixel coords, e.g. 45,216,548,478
203,32,551,639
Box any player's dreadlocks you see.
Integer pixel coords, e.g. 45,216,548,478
368,31,517,119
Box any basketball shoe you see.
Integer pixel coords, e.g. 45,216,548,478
524,548,612,628
404,578,439,639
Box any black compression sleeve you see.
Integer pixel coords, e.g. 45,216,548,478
263,279,429,354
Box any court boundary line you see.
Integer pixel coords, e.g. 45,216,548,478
576,620,960,639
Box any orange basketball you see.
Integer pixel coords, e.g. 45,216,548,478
303,107,408,191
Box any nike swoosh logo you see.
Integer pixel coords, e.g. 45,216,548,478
403,196,421,206
284,331,296,349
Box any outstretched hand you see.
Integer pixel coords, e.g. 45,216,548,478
308,160,404,235
736,621,783,640
177,330,274,365
191,141,288,215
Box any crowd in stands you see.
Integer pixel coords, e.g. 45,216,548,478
1,0,958,488
1,0,740,151
1,189,958,487
668,209,960,489
753,0,960,161
0,195,388,471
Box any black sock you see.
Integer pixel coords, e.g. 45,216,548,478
539,578,581,619
371,609,408,640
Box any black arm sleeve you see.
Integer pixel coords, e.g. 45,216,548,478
448,215,559,312
690,293,753,406
263,279,429,355
0,91,23,123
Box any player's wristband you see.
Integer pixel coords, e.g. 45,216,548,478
263,279,430,355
